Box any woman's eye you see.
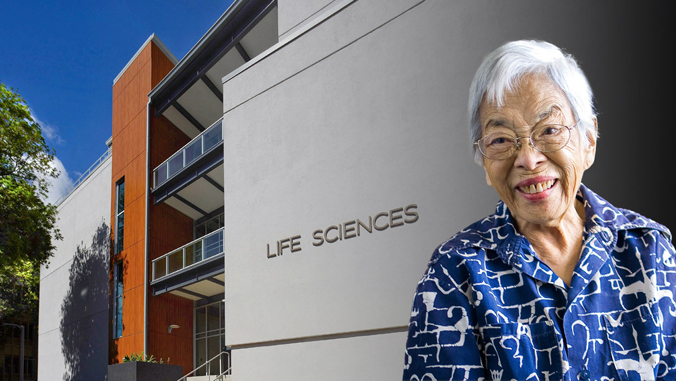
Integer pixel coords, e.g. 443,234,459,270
488,136,511,146
540,125,562,136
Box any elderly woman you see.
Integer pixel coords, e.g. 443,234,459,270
403,40,675,381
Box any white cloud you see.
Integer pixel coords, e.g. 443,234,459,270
33,115,65,145
44,156,75,205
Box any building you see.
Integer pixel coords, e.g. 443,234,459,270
38,1,672,380
1,316,38,380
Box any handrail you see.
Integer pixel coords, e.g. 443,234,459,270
176,350,231,381
55,147,112,206
152,117,224,189
151,227,224,282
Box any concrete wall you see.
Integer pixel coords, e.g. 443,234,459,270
39,156,112,381
222,1,672,380
277,0,338,39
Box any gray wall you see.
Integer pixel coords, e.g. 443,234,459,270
222,1,673,380
39,157,111,381
277,0,338,39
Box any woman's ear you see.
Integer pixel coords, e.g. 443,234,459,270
483,165,492,186
583,117,598,170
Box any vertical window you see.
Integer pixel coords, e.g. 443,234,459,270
113,261,124,338
115,179,125,253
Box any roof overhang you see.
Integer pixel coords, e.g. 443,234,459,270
148,0,277,116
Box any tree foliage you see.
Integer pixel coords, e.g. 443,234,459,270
0,81,61,320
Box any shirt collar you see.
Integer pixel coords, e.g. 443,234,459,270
435,184,671,271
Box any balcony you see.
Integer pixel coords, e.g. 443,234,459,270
150,228,225,300
151,118,225,219
153,118,223,189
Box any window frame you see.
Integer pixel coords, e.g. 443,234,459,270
113,261,124,339
114,178,125,254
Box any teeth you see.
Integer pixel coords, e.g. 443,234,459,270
520,180,555,194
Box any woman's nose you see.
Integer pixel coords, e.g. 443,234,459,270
513,138,546,170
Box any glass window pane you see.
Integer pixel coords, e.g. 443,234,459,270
208,336,221,375
196,338,206,376
114,262,124,338
185,245,195,267
153,257,166,279
115,296,123,337
207,304,220,332
168,153,183,178
206,218,220,234
116,180,125,253
192,241,203,264
195,224,206,239
196,307,206,333
155,164,168,187
117,182,125,212
204,231,223,259
167,249,184,274
184,138,203,165
116,211,124,253
203,121,222,152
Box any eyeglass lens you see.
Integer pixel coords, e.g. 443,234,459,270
478,124,571,160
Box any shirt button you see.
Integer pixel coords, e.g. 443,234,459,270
578,369,590,380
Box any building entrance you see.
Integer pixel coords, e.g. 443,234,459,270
194,300,226,376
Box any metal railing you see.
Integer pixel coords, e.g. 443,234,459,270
152,228,224,282
176,350,231,381
54,147,112,206
153,117,223,189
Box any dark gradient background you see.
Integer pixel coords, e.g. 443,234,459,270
466,1,674,232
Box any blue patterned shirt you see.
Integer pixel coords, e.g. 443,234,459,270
403,185,676,381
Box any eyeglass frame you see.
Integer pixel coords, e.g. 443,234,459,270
474,122,578,160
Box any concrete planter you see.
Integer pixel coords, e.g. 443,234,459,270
108,361,183,381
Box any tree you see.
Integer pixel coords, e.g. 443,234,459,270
0,81,61,321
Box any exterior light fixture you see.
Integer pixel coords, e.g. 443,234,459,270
168,324,180,333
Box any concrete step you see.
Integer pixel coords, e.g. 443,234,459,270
187,375,231,381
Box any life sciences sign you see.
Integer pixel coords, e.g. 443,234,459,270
266,204,419,258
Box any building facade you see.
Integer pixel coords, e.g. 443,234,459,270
39,1,672,380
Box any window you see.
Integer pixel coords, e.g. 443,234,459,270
194,212,224,239
194,301,225,375
115,179,125,253
113,261,123,338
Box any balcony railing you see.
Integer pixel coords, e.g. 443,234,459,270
152,227,224,282
55,147,111,206
153,117,223,189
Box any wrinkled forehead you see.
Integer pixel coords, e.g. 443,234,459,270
480,74,573,130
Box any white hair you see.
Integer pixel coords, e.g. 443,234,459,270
468,40,597,165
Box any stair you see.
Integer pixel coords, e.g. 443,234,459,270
186,375,231,381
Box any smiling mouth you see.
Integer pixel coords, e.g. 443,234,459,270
518,179,556,194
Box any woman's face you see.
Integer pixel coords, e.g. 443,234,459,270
479,74,596,230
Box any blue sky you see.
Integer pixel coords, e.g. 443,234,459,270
0,0,234,202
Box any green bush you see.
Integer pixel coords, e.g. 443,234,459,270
122,351,169,364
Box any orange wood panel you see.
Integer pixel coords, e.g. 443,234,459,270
149,114,191,170
112,113,147,178
113,59,152,138
148,204,193,256
122,155,147,205
144,41,198,373
110,40,156,366
151,42,175,88
122,241,145,291
148,293,194,374
110,37,205,368
122,198,145,251
112,43,151,104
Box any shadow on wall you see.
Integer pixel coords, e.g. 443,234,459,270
60,221,112,381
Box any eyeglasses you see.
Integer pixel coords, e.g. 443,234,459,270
475,123,577,160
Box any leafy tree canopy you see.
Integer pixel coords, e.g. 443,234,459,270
0,81,61,320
